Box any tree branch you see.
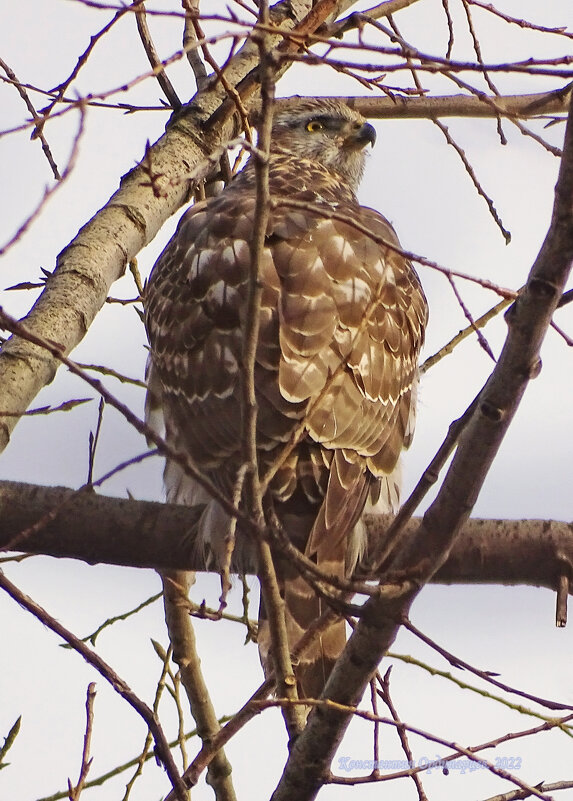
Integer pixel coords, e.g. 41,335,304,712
1,480,571,594
134,0,182,110
0,569,188,801
338,84,573,120
161,571,237,801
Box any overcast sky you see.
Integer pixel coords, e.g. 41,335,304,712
1,2,572,800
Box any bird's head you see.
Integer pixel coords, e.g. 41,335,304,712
264,97,376,192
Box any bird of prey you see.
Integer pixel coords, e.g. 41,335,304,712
144,97,428,701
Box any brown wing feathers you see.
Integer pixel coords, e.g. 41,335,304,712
145,101,427,708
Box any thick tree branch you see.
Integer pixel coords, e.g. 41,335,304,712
0,480,571,594
269,85,573,801
335,85,572,120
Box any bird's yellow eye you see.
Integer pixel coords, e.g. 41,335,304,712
306,120,324,133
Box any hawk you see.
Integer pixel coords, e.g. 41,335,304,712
144,97,427,701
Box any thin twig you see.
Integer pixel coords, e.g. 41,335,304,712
378,668,427,800
0,716,21,767
460,0,506,143
467,0,573,41
434,105,510,239
0,104,86,257
0,570,188,801
34,723,231,801
260,698,556,800
446,273,497,362
87,398,105,486
121,644,172,801
402,617,573,711
73,362,146,387
481,780,573,801
436,118,511,241
182,0,208,90
0,56,60,178
0,398,92,418
388,14,511,241
67,683,96,801
192,16,252,142
421,295,513,373
460,0,564,157
134,1,182,110
440,0,454,59
38,4,137,126
64,592,163,648
247,0,305,739
387,651,573,727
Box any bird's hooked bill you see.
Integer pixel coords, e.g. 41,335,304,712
346,122,377,149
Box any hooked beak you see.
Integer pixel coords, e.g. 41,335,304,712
345,121,377,150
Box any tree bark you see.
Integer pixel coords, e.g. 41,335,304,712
1,480,571,594
334,85,573,120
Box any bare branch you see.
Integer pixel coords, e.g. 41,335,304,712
121,643,172,799
467,1,573,42
378,668,428,800
0,570,188,801
161,571,237,801
386,13,511,240
73,362,146,387
401,618,573,713
134,1,182,110
0,104,86,257
481,780,573,801
0,56,60,179
1,480,573,599
435,117,511,242
262,698,560,800
445,274,497,361
314,87,573,120
38,4,133,125
0,398,92,418
387,650,572,722
323,0,423,37
68,592,163,647
421,295,512,373
182,0,208,90
67,683,96,801
0,717,21,770
35,722,218,801
4,76,570,121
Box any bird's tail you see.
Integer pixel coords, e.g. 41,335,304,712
257,551,347,709
257,462,402,711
